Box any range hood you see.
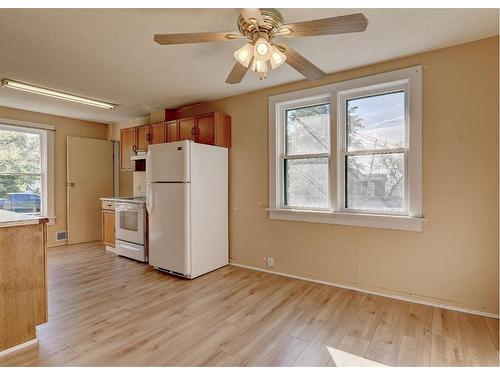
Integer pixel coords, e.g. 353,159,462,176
131,152,147,161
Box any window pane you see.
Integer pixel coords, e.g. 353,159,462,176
0,175,41,214
347,91,405,151
285,157,328,208
286,103,330,155
346,153,404,212
0,128,41,173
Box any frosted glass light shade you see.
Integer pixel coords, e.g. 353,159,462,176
250,59,268,73
270,46,287,69
253,38,272,61
233,43,253,67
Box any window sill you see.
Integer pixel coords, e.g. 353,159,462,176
267,208,423,232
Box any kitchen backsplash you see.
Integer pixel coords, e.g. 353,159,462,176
133,171,147,197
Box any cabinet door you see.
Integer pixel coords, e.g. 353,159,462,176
165,120,179,142
178,117,195,141
150,122,165,144
136,125,151,151
102,210,115,247
195,113,215,145
215,112,231,148
120,127,136,171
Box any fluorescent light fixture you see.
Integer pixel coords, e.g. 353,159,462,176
0,79,117,110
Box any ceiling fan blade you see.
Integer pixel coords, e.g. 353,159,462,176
154,32,243,45
280,13,368,37
225,61,250,84
240,8,264,25
277,44,326,81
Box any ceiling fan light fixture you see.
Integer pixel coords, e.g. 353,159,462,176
269,45,287,69
250,59,268,74
253,37,272,61
233,43,254,67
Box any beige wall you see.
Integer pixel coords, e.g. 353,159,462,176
0,106,108,247
111,37,499,315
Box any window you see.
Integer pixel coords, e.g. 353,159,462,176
284,103,330,209
0,122,54,219
269,66,422,231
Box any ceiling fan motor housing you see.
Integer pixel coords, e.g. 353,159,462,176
237,8,284,39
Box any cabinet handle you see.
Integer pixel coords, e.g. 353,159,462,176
132,145,137,153
146,133,152,144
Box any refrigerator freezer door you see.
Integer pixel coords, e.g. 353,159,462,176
148,182,191,276
146,141,191,183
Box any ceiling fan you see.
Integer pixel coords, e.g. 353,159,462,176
154,9,369,84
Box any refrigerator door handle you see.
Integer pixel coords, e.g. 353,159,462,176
146,184,153,215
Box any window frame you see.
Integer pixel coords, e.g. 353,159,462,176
268,66,422,231
280,97,332,211
337,83,409,216
0,121,55,221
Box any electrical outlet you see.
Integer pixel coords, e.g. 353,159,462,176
266,256,274,268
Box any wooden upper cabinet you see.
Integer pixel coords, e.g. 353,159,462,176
120,127,136,171
178,117,195,141
194,112,231,148
195,113,216,145
136,125,151,151
120,113,230,171
165,120,179,143
150,122,165,145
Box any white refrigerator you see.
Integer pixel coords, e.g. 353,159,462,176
146,140,228,279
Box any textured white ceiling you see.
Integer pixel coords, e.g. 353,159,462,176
0,8,498,124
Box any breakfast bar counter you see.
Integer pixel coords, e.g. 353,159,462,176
0,210,48,355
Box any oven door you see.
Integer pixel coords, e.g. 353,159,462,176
115,203,145,245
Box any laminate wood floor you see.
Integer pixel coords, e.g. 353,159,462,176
1,242,498,366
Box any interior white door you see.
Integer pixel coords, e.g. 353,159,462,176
146,141,191,183
148,182,190,275
67,136,113,244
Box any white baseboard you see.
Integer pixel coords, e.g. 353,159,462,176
230,262,499,319
0,338,38,357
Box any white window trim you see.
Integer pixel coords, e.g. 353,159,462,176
268,66,423,232
0,120,55,224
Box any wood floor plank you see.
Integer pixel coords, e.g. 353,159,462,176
293,290,366,366
258,335,309,366
365,299,409,365
348,294,387,341
0,242,497,367
457,312,499,366
396,303,433,366
430,308,466,366
484,317,499,353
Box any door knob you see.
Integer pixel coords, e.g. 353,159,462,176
67,182,75,187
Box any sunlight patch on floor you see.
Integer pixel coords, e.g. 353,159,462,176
327,346,387,367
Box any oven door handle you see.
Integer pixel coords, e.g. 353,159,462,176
115,208,140,213
115,203,141,212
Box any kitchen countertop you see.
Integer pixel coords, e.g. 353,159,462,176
0,209,47,228
101,196,146,203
